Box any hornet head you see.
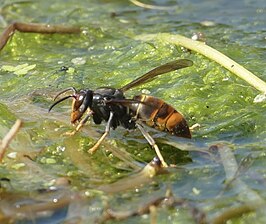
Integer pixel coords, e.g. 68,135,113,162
49,87,93,124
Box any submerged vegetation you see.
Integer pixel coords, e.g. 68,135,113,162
0,0,266,223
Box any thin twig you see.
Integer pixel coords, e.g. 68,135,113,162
0,119,22,162
97,189,206,224
0,22,81,51
149,205,157,224
212,204,259,224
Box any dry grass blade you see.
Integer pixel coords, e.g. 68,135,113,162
0,119,22,162
217,144,264,202
129,0,177,10
211,143,266,223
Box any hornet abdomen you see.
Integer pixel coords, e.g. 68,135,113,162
129,95,191,138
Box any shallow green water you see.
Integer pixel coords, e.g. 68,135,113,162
0,0,265,223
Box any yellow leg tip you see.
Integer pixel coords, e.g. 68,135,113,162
63,130,77,136
88,146,98,154
161,161,168,168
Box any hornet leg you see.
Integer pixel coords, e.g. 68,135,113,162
136,123,168,167
88,111,114,154
64,109,93,136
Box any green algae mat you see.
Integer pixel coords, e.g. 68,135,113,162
0,0,265,223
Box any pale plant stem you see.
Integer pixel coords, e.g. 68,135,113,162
136,33,266,93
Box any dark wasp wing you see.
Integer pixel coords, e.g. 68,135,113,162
119,59,193,92
105,98,143,106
